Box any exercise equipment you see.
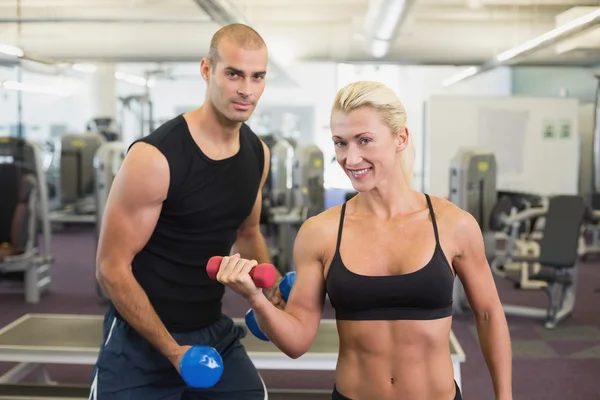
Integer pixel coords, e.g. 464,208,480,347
449,147,497,232
87,117,119,142
206,255,277,288
0,137,53,303
93,142,127,302
488,195,550,291
264,138,325,273
179,345,223,388
591,72,600,209
449,148,497,312
0,313,466,391
269,138,295,210
581,73,600,259
488,196,514,232
450,148,588,329
0,384,337,400
94,142,127,228
245,271,296,341
292,144,326,219
50,132,106,224
120,94,154,143
498,196,586,328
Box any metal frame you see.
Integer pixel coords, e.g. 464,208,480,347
454,204,582,329
0,314,466,390
498,206,581,329
0,139,53,303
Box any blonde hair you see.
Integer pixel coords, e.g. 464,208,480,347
331,80,415,187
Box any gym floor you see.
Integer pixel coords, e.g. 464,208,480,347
0,225,599,399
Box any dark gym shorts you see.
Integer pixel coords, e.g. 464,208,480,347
89,306,266,399
332,380,463,400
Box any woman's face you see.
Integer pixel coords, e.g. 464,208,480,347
331,107,400,192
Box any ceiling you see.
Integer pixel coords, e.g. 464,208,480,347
0,0,599,68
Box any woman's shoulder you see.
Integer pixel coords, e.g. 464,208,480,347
293,204,343,257
300,204,345,233
426,194,481,235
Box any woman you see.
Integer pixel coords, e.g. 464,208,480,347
216,81,513,399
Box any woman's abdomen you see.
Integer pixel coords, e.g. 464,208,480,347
334,319,457,400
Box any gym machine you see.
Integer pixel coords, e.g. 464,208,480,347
87,117,120,142
273,143,325,273
50,132,106,224
449,148,498,314
119,94,154,142
449,148,546,292
487,195,548,291
449,148,587,329
449,147,497,233
0,137,54,303
93,141,127,302
262,137,325,273
581,73,600,258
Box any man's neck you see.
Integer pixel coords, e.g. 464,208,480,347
189,103,241,145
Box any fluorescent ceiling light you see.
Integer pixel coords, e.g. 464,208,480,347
0,44,24,57
72,63,97,73
115,71,152,87
378,0,407,40
443,7,600,86
442,66,479,87
496,8,600,62
364,0,416,58
370,39,390,58
1,80,73,96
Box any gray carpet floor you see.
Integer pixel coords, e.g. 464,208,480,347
0,225,599,399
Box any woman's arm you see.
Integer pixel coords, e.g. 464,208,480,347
224,216,328,359
451,210,513,400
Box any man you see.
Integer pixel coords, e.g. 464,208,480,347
91,23,279,399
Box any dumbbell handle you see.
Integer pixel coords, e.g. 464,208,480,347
206,256,277,288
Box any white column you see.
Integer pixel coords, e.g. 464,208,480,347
88,63,116,118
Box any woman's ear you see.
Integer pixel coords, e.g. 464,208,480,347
396,127,409,152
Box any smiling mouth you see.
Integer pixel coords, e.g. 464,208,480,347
348,168,371,178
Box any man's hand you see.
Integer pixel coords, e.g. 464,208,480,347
263,283,286,310
167,345,193,374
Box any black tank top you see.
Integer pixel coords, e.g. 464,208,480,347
125,115,264,332
325,194,455,321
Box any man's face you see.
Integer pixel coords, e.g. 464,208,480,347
203,40,268,123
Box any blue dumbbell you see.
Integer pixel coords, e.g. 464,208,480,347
245,271,296,341
179,346,224,388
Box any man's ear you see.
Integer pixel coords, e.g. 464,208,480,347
200,58,211,82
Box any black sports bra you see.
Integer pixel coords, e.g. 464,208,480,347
325,194,455,321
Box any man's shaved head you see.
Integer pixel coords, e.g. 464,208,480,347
201,23,268,124
208,23,267,67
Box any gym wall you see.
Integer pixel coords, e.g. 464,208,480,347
512,67,599,103
1,62,593,198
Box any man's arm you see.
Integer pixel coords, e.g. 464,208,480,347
233,140,271,265
452,210,512,400
96,142,184,368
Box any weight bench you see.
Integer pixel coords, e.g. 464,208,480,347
454,195,587,328
0,314,465,394
0,137,53,303
0,384,333,400
495,195,587,329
